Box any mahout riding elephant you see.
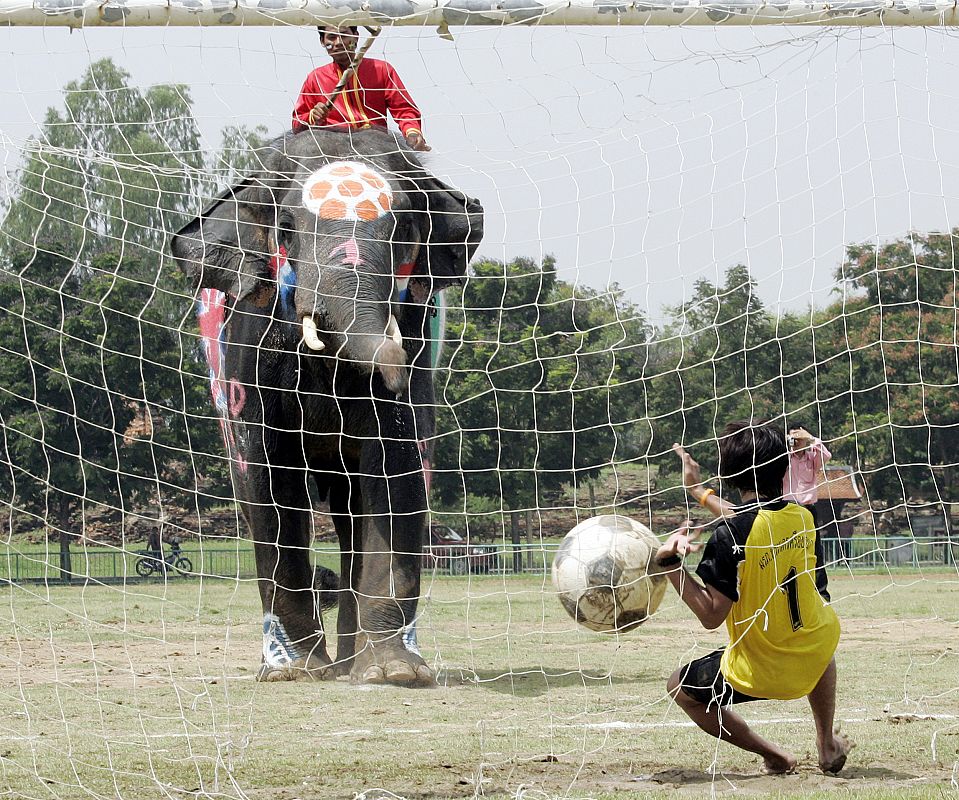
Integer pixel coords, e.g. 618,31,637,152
171,128,483,685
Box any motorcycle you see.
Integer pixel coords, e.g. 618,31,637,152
135,546,192,578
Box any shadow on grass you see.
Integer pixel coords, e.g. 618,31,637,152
638,764,919,786
830,765,922,781
438,666,661,697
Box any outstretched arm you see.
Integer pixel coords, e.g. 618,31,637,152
672,443,735,518
655,523,733,630
811,436,832,468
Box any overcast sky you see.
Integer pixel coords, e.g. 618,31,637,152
2,24,958,323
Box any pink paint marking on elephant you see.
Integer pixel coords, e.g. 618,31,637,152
215,419,248,477
228,378,246,417
269,244,288,278
330,238,362,267
197,289,249,476
197,288,228,415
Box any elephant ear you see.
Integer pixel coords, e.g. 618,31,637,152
413,177,484,293
170,177,274,301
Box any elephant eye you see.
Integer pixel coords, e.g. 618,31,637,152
276,213,297,257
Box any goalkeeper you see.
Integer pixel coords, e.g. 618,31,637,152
292,25,430,152
656,421,851,775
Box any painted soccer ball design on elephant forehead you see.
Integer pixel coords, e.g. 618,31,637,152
299,162,417,300
301,161,393,222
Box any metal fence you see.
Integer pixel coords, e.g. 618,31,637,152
0,535,955,585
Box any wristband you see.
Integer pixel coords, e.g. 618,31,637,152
698,488,716,508
656,553,682,569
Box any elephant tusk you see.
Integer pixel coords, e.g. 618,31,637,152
302,316,326,351
387,315,403,348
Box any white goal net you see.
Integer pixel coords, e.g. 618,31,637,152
0,20,957,800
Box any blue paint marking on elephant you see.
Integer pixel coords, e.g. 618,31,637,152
262,613,303,667
429,293,446,370
278,261,296,317
401,622,421,656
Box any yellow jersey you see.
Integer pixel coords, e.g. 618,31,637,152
696,502,840,700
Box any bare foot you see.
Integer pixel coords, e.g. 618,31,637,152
819,727,854,774
761,753,797,775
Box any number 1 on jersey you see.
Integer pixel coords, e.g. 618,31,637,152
780,566,804,632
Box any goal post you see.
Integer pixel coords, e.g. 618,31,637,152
0,0,956,27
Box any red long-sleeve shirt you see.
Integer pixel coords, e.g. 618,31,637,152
291,58,423,137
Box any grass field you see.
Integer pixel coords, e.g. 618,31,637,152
0,569,956,799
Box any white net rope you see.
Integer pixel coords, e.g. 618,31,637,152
0,23,957,800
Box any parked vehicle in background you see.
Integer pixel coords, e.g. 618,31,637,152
135,540,193,578
424,525,499,575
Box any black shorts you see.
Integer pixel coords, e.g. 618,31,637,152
676,649,759,707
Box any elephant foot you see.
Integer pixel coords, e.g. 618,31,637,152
357,660,435,686
256,653,333,682
259,612,330,682
326,658,354,680
350,636,435,687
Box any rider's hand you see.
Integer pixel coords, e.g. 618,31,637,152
406,131,431,152
308,105,330,126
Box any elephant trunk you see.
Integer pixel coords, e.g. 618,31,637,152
345,328,408,396
294,265,408,395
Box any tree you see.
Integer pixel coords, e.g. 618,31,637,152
0,248,122,574
646,264,781,472
644,234,959,525
0,58,207,265
0,59,241,552
214,124,272,189
816,230,959,516
0,247,225,568
431,256,650,517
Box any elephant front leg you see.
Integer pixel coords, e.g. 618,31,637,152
242,465,333,682
327,480,361,677
350,439,433,687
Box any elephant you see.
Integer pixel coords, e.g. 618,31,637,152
171,128,483,686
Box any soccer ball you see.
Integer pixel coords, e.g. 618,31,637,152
552,515,667,633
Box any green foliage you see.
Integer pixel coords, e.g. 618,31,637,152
645,263,781,472
820,230,959,503
432,256,651,511
0,58,255,530
213,124,272,189
0,59,207,264
645,232,959,509
0,248,225,531
431,239,958,514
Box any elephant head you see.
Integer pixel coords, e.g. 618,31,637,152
170,130,483,394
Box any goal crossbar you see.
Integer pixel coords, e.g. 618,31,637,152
0,0,955,27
